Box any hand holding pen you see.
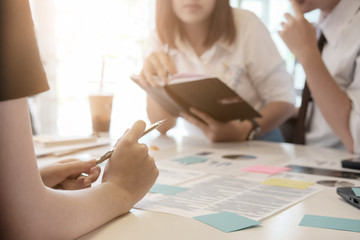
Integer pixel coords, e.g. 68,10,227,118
96,119,166,165
139,44,177,87
101,120,159,203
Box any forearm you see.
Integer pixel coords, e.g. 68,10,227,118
256,101,295,135
41,183,129,239
146,95,177,134
301,54,353,151
0,99,131,239
5,181,131,240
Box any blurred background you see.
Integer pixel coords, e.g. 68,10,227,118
29,0,319,139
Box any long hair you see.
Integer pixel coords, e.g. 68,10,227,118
156,0,236,48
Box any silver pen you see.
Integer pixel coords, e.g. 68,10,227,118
96,119,166,165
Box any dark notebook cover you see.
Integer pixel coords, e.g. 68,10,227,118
131,75,261,122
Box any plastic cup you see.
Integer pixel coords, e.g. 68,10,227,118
88,95,113,133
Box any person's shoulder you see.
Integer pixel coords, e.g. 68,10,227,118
231,8,260,22
231,8,263,28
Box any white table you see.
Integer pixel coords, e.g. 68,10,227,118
46,134,359,240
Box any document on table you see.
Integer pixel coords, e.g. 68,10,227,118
135,173,321,221
156,167,206,185
156,148,283,176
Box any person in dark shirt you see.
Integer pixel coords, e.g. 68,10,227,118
0,1,158,239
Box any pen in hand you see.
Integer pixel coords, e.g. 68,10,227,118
96,119,166,165
164,44,170,81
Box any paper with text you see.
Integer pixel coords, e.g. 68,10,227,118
136,174,320,221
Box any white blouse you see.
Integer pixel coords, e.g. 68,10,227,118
146,8,295,111
145,8,295,136
307,0,360,153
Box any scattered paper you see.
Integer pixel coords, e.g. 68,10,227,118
136,174,320,221
352,187,360,197
299,215,360,233
156,167,206,185
194,211,260,232
261,178,314,189
242,165,290,175
173,156,208,165
33,135,97,147
35,137,111,158
158,148,281,176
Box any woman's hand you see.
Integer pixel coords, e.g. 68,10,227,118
278,0,318,63
102,120,159,204
139,51,177,87
180,108,252,142
39,159,101,190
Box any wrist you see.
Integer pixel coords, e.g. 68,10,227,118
103,181,135,213
296,46,321,67
245,119,261,141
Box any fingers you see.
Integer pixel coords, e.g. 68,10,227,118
149,54,168,83
279,7,300,37
284,13,294,23
83,165,101,186
124,120,146,142
58,158,78,164
167,56,177,75
60,177,89,190
139,71,150,87
157,53,177,76
290,0,304,18
140,51,176,87
280,12,295,33
140,66,157,87
155,53,172,83
58,164,101,189
59,159,97,177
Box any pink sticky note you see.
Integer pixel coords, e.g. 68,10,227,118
242,165,290,175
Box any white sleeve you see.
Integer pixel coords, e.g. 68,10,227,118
348,54,360,153
242,12,295,105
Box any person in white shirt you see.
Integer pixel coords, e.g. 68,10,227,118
139,0,296,143
279,0,360,153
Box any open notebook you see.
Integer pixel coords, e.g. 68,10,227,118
131,73,261,122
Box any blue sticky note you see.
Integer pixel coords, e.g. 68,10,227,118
299,215,360,233
173,156,208,165
149,183,188,195
194,211,261,233
352,187,360,197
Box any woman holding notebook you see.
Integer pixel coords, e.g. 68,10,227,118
139,0,296,142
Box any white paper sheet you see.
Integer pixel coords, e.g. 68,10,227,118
136,172,321,221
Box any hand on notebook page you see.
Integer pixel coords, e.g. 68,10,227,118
180,107,253,142
140,50,177,87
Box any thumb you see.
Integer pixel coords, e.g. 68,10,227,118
60,159,97,177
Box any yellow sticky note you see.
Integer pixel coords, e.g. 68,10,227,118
261,178,314,189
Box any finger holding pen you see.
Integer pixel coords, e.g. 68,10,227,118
97,119,166,165
140,45,177,87
160,44,177,81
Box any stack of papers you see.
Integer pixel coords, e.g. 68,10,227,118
34,135,110,158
